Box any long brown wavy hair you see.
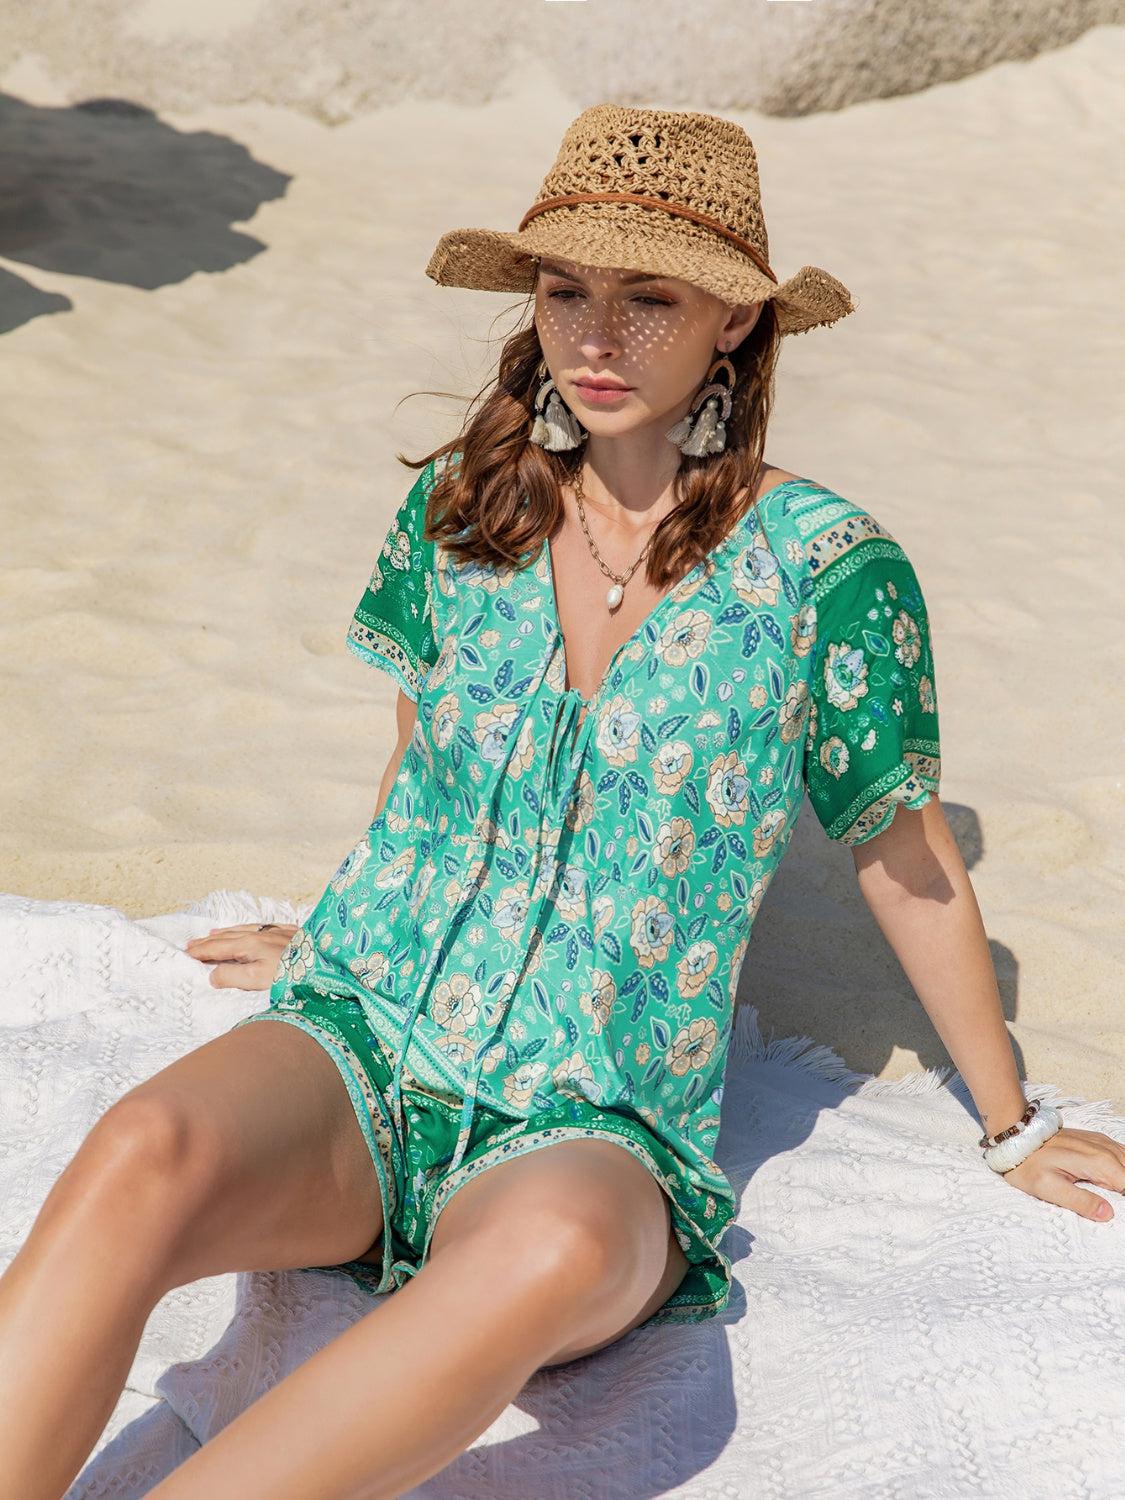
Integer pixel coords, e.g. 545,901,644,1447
392,289,783,591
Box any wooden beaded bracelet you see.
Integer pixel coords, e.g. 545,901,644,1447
978,1097,1041,1150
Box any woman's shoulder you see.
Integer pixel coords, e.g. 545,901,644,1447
758,462,853,517
760,468,913,571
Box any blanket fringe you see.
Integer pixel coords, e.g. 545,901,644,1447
175,887,314,926
730,1002,1125,1138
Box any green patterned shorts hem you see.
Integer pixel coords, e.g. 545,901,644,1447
229,991,733,1329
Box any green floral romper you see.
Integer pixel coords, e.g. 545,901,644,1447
231,452,941,1328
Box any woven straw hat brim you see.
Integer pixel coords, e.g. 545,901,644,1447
425,218,856,336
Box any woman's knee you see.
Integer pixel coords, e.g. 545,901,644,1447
535,1143,670,1288
28,1092,223,1283
523,1200,631,1296
431,1141,663,1305
69,1091,224,1216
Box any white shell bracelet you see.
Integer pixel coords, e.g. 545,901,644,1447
982,1102,1062,1174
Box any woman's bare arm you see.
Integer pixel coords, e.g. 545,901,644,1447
374,688,419,822
851,795,1029,1137
853,795,1125,1222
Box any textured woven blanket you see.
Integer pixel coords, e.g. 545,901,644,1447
1,888,1122,1499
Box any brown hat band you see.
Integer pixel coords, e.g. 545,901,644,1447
518,191,779,285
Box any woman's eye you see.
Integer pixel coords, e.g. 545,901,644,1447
546,289,672,308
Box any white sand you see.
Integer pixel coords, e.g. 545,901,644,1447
3,31,1122,1109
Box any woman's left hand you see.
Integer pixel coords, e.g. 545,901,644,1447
1000,1126,1125,1221
185,922,300,990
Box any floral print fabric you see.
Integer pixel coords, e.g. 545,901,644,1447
273,453,941,1323
233,989,729,1324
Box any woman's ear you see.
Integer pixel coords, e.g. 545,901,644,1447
725,300,763,349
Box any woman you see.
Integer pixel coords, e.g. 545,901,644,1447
3,105,1121,1500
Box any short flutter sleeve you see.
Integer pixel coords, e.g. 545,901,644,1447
345,460,441,701
802,510,942,844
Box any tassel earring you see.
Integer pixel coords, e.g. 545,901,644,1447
666,352,737,457
529,358,587,451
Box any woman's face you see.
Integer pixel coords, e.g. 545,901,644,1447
533,255,762,438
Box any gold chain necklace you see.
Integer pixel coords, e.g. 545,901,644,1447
572,465,667,612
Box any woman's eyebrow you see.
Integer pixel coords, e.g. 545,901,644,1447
538,261,668,286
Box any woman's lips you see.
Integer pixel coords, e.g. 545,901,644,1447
573,380,634,404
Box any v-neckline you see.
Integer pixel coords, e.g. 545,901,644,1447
541,476,814,719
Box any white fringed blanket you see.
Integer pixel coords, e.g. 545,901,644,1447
1,888,1122,1499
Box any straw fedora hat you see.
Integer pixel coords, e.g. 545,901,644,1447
425,103,857,337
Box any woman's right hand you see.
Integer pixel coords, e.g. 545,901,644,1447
184,922,301,990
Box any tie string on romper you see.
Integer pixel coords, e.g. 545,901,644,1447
385,637,600,1192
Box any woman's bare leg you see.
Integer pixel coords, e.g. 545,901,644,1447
0,1018,387,1500
144,1138,689,1500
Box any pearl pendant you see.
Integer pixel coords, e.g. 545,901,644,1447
606,583,624,610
